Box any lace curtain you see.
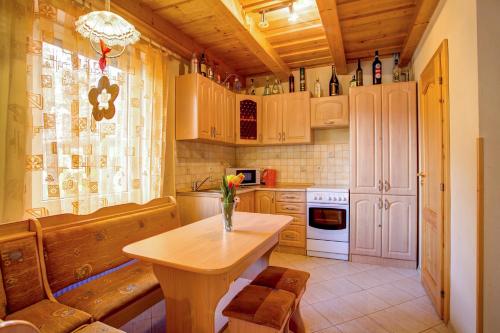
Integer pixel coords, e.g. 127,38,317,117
2,0,168,219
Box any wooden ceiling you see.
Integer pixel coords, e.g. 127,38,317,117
133,0,439,77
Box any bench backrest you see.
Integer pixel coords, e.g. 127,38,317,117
0,221,47,317
37,197,180,292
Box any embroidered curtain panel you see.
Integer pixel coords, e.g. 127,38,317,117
2,0,168,220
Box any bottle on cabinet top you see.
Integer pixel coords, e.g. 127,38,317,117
356,58,363,86
314,78,321,97
249,79,256,95
190,53,198,74
392,54,401,83
271,79,280,94
372,50,382,85
329,65,340,96
350,75,357,87
299,67,306,91
264,77,271,96
199,53,207,77
288,73,295,93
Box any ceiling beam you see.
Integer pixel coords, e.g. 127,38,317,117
316,0,348,74
204,0,290,79
109,0,238,76
399,0,440,66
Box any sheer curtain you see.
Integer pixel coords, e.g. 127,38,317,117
20,0,168,217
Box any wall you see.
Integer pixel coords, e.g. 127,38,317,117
236,129,349,186
412,0,479,332
477,0,500,331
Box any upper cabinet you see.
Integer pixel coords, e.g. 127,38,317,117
235,94,262,145
176,73,234,144
311,95,349,128
350,82,417,196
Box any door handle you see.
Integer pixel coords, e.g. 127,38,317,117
417,172,426,177
378,198,383,209
378,180,383,192
384,199,389,210
384,180,390,192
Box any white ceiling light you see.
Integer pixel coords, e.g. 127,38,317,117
288,3,298,23
258,10,269,28
75,0,140,57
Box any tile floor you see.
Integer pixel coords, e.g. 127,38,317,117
120,252,454,333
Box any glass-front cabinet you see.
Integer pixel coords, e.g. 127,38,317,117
235,94,262,145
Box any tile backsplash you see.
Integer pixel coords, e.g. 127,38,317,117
236,129,349,186
175,129,350,191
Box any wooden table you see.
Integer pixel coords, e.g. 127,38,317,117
123,212,292,333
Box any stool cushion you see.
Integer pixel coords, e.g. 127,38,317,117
76,321,125,332
222,285,295,330
251,266,310,298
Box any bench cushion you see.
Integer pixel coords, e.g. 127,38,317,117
222,285,295,330
251,266,310,298
5,299,91,333
0,235,45,313
76,321,125,333
57,261,158,321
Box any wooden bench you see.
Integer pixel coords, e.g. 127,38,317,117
35,197,181,328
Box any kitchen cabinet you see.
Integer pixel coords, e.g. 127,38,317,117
261,92,311,145
279,225,306,248
255,191,275,214
349,82,418,266
235,94,262,145
236,191,255,212
176,195,221,225
311,95,349,128
224,90,235,143
176,73,231,143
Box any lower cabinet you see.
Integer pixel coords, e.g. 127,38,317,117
255,191,275,214
350,193,417,262
236,191,255,212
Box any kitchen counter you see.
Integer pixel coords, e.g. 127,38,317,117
176,183,312,197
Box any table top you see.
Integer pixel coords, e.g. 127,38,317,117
123,212,292,274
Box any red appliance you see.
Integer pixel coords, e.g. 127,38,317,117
261,169,277,187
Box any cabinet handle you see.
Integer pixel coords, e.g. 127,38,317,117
259,134,263,142
378,198,383,209
378,180,383,192
278,132,282,141
284,206,297,211
283,234,296,240
324,119,336,125
384,199,389,210
384,180,390,192
282,132,285,142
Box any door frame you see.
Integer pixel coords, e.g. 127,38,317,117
418,39,451,323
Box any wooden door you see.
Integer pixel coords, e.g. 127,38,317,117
381,195,417,260
282,92,311,144
350,194,382,257
255,191,275,214
419,41,449,319
310,95,349,128
349,86,382,194
197,76,212,140
224,91,235,143
382,83,418,196
212,83,225,141
235,95,262,145
261,95,283,144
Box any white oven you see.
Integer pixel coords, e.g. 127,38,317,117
306,187,349,260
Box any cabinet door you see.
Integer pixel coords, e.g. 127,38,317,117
382,82,417,196
311,95,349,128
382,195,417,260
212,83,225,141
279,225,306,248
349,86,382,194
197,75,213,140
224,90,235,143
235,95,262,145
236,192,254,212
255,191,275,214
262,95,283,144
282,92,311,144
350,194,382,257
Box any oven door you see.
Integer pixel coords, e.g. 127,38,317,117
307,203,349,242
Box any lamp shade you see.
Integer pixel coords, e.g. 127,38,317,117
75,11,140,47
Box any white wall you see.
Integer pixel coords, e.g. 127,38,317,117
477,0,500,331
412,0,479,332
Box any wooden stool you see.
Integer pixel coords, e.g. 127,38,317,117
222,285,296,333
251,266,310,333
75,322,125,333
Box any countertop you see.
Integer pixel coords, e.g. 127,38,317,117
176,183,312,197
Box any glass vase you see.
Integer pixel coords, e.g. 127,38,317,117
220,200,236,231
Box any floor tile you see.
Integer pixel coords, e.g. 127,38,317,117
369,306,430,333
340,290,391,315
312,297,364,325
396,297,441,327
388,266,420,278
327,262,362,277
336,316,390,333
422,323,455,333
368,268,407,284
316,326,342,333
392,277,427,297
366,284,415,305
308,265,339,283
300,304,332,332
320,277,363,297
345,270,386,289
303,281,338,304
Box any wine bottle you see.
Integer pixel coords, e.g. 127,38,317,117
249,79,256,95
350,75,357,87
288,73,295,93
299,67,305,91
190,53,198,74
372,50,382,84
200,53,207,77
272,79,280,94
356,59,363,86
392,54,401,82
329,65,339,96
314,78,321,97
264,77,271,96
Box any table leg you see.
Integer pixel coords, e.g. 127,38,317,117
153,265,230,333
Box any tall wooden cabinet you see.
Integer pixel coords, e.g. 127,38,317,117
349,82,417,266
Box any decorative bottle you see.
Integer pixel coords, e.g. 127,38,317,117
314,78,321,97
372,50,382,84
356,59,363,86
264,77,271,96
190,53,198,74
299,67,306,91
288,73,295,93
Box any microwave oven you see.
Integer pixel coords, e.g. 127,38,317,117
225,168,261,186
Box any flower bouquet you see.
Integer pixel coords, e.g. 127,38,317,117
220,173,245,231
